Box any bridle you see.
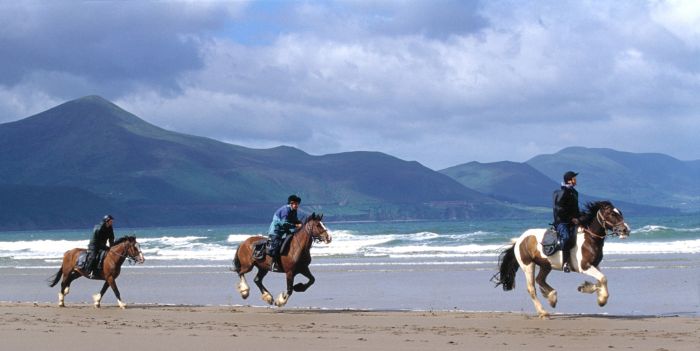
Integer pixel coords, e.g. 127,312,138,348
585,208,627,239
304,220,330,244
110,241,144,265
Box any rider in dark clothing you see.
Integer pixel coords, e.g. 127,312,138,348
87,215,115,278
553,171,581,273
267,195,304,271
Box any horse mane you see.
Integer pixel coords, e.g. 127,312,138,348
302,212,323,225
113,235,135,245
580,201,613,226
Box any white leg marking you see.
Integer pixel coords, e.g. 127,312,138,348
92,293,102,308
261,291,273,305
274,292,289,307
117,299,127,309
580,266,609,306
58,292,65,307
237,276,250,299
524,263,548,318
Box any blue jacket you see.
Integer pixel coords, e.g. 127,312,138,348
268,205,306,237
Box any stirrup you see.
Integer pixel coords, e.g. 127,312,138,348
562,263,571,273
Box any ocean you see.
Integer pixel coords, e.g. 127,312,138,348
2,214,699,268
1,214,699,315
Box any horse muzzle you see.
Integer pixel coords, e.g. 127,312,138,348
615,223,631,239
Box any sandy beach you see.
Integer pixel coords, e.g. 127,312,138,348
1,302,698,351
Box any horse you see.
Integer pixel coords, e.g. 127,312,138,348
48,235,145,309
492,201,630,318
232,213,332,307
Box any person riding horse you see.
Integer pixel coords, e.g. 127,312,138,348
268,195,306,272
553,171,583,273
87,215,115,278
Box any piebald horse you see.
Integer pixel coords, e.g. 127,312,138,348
48,236,145,309
493,201,630,318
233,213,331,307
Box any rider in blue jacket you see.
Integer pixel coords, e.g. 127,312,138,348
268,195,305,271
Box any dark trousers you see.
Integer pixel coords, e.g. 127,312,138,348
86,249,98,274
267,235,282,258
556,223,575,266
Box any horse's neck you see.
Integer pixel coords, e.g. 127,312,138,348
107,243,128,261
290,226,313,254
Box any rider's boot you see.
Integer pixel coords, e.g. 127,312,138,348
562,248,571,273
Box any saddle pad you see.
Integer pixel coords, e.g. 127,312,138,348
541,228,560,256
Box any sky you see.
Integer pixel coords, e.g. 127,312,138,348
1,0,698,169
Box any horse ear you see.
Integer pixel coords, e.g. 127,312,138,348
319,213,323,221
310,212,317,220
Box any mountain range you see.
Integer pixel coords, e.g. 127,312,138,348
0,96,696,230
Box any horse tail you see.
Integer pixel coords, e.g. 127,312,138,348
47,268,62,287
232,245,241,273
491,244,518,291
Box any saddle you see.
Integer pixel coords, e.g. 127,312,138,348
540,227,561,256
76,250,107,276
251,236,292,261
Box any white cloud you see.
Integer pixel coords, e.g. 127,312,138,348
1,0,699,168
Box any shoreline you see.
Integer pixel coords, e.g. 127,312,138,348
1,302,698,351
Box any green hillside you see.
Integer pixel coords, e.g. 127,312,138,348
0,96,516,229
526,147,700,211
440,161,558,206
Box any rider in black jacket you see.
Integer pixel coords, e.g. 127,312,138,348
86,215,115,278
553,171,581,273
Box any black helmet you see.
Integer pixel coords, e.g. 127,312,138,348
563,171,578,182
287,194,301,204
102,214,114,223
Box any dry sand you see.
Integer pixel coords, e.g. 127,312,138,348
0,302,697,351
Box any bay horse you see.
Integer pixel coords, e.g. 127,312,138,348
492,201,630,318
48,235,145,309
233,213,332,307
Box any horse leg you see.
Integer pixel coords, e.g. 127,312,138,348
578,266,609,307
274,270,295,307
524,263,549,318
535,263,557,308
93,281,110,308
237,274,251,299
292,266,315,292
58,270,80,307
253,269,273,305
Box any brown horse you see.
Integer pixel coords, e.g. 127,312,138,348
492,201,630,318
48,235,145,309
233,213,332,307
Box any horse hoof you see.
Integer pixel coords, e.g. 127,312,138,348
274,292,289,307
538,312,550,319
118,301,127,309
240,290,250,299
261,292,273,305
547,291,558,308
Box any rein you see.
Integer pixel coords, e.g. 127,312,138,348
108,242,142,264
584,209,623,240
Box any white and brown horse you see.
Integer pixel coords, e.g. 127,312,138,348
232,213,331,307
493,201,630,318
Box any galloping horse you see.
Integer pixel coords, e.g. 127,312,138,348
48,235,144,309
492,201,630,318
233,213,331,307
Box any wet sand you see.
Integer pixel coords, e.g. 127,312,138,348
1,302,698,351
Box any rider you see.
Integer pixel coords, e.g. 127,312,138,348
268,195,304,271
553,171,581,273
86,214,115,278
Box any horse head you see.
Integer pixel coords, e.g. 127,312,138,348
115,236,145,264
588,201,630,239
304,212,332,244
